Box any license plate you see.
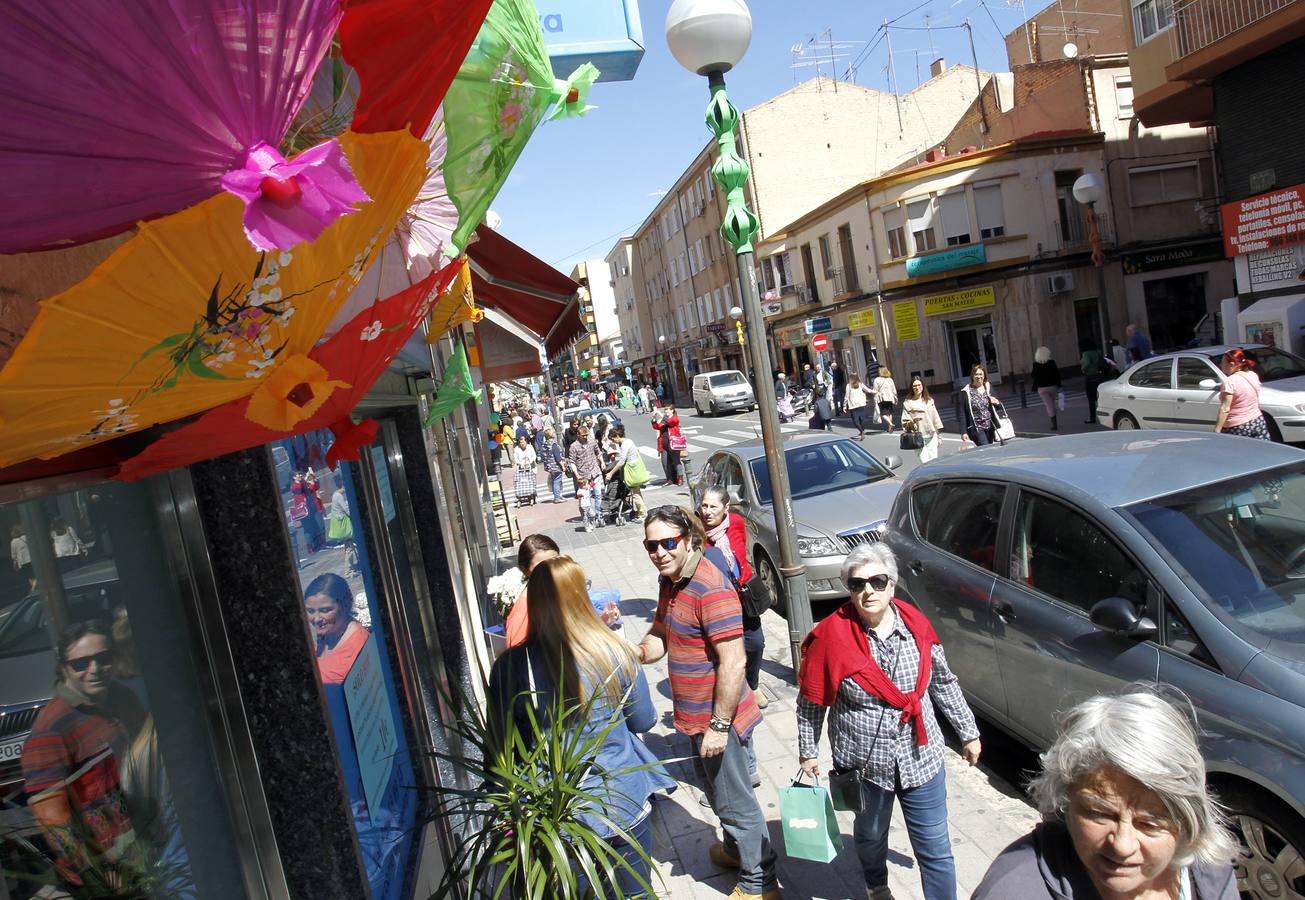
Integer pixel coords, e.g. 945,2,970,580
0,735,26,764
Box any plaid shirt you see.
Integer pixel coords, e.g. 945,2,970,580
566,439,604,481
797,609,978,790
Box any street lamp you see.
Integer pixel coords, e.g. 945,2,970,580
1072,172,1113,354
666,0,812,670
728,305,748,378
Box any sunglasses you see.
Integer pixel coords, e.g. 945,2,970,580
66,651,115,673
643,536,684,554
847,574,891,593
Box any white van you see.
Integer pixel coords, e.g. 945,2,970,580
691,370,756,416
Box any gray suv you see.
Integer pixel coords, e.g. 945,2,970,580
884,431,1305,899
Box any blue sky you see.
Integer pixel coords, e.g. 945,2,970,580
494,0,1053,274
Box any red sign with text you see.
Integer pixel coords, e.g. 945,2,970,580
811,333,830,352
1221,184,1305,257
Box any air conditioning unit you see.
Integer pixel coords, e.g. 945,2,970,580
1046,271,1075,294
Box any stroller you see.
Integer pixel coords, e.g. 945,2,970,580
600,477,637,526
777,393,796,423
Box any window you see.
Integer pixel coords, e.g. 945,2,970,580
713,288,723,320
1132,0,1173,44
939,191,971,246
974,182,1006,239
776,252,794,288
1177,357,1219,389
1129,359,1173,388
883,205,908,258
1011,492,1148,614
907,198,937,254
1163,600,1215,666
1129,163,1201,206
724,282,733,309
1114,75,1134,118
762,258,776,291
696,296,707,328
818,234,833,274
914,481,1006,572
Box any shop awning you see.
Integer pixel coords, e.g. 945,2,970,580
465,225,583,357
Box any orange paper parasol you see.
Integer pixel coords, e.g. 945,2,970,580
0,129,428,467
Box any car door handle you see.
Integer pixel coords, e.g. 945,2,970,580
995,600,1016,622
1176,397,1186,403
908,560,924,576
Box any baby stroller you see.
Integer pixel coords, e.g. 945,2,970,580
601,477,637,526
577,478,604,532
777,393,796,423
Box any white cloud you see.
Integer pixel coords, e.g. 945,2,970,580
646,188,668,198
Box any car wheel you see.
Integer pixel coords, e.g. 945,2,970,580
1221,784,1305,900
1114,411,1139,430
709,401,719,417
756,552,786,617
1264,413,1284,443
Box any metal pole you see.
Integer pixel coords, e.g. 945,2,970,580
885,20,904,133
1088,203,1114,348
707,70,812,670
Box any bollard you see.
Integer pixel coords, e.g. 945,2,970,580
1015,372,1028,409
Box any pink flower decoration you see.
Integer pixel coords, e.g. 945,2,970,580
221,139,371,251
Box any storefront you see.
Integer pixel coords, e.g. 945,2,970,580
1120,239,1231,353
771,322,811,379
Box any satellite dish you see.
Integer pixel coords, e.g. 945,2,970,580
1063,42,1079,58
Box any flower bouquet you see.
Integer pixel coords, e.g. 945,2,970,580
487,567,525,617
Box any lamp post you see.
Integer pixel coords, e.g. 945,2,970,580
667,0,812,670
1072,173,1113,354
729,304,748,377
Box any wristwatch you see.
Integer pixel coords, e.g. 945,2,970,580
708,716,732,734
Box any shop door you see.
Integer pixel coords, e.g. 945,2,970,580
1075,298,1104,354
1143,273,1207,353
949,319,1001,385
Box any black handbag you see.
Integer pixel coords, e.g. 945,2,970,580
829,767,863,812
739,574,773,617
899,430,925,450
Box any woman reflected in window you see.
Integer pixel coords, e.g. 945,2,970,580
304,573,368,683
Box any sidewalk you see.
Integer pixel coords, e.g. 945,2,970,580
497,495,1040,899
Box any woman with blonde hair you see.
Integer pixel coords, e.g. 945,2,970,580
488,556,674,896
1032,346,1063,431
872,366,898,434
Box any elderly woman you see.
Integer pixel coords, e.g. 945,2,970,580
973,691,1238,899
797,542,981,900
698,485,767,709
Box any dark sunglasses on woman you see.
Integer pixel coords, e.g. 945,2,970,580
847,573,891,593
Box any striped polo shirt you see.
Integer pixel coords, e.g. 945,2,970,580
653,550,761,739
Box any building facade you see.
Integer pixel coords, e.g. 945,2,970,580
605,237,638,374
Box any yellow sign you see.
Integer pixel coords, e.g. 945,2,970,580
893,301,920,342
848,309,876,332
922,285,995,317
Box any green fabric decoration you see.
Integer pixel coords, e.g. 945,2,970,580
545,62,599,122
425,341,482,425
442,0,600,253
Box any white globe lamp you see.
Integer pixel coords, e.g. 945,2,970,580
729,305,743,320
665,0,753,75
1072,172,1104,206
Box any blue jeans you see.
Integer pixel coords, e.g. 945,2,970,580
548,470,563,501
691,730,777,893
742,617,764,691
583,812,653,898
854,769,956,900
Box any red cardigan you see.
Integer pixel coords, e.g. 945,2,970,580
651,414,681,452
724,511,754,584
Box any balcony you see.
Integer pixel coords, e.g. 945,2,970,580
1053,210,1113,254
1172,0,1298,59
778,281,798,295
826,266,861,296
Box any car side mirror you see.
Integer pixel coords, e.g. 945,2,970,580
1089,596,1157,640
728,488,743,506
1198,378,1218,390
882,455,903,470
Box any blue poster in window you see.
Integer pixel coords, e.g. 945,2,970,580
344,635,397,815
370,445,397,523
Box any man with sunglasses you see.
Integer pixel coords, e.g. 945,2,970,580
636,506,779,900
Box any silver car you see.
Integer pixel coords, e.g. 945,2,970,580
1096,343,1305,442
885,431,1305,899
694,433,902,612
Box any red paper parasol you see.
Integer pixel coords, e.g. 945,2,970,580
114,260,464,481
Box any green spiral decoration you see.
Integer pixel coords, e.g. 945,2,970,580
705,81,759,255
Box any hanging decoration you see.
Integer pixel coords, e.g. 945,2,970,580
425,339,482,425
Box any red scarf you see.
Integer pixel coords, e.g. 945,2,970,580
798,599,939,746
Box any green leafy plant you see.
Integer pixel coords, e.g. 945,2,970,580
426,672,672,900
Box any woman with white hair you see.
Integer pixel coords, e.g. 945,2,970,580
973,690,1238,899
1032,346,1063,431
796,542,982,900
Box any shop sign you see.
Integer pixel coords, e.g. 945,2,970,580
1120,240,1225,274
847,309,876,332
541,0,645,83
1221,183,1305,256
893,301,921,342
905,243,987,278
1247,244,1305,291
922,285,995,317
826,328,851,339
804,315,832,334
776,324,807,348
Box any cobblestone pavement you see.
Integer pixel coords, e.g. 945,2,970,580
501,490,1040,900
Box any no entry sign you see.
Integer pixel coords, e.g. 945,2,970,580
811,333,830,352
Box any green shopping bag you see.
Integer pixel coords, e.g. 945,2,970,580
779,774,843,863
623,449,652,488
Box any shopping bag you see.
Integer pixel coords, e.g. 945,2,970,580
1057,390,1067,412
779,776,842,863
328,512,353,541
993,401,1016,442
623,451,652,488
871,402,882,425
668,434,688,452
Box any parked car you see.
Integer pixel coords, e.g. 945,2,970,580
691,370,756,416
884,431,1305,899
1096,343,1305,442
694,433,902,611
559,406,623,429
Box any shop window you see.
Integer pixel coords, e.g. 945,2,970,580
907,198,937,254
939,191,971,247
1129,163,1200,207
0,481,248,899
275,431,421,900
974,182,1006,239
883,205,908,259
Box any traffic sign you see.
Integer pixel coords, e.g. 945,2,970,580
811,333,830,352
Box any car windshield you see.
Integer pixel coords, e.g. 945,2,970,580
1207,347,1305,382
709,372,747,387
1126,465,1305,645
749,440,890,504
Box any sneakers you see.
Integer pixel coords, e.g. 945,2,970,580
728,889,781,900
708,841,740,869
